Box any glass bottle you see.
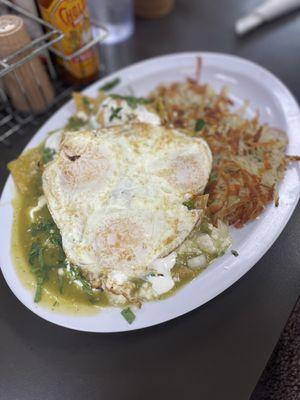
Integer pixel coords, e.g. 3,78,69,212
37,0,100,85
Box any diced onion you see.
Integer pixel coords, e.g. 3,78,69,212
187,254,206,269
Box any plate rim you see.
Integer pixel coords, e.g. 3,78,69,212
1,51,300,333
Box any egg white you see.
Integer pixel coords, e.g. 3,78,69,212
42,123,212,294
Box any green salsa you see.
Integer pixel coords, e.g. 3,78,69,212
10,145,109,314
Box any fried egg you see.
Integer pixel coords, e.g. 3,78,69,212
42,123,212,295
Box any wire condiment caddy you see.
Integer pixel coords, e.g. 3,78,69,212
0,0,108,145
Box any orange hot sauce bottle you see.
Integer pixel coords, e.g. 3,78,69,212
37,0,100,85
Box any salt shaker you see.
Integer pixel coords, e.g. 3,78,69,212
0,15,55,113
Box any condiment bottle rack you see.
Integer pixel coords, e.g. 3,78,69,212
0,0,108,145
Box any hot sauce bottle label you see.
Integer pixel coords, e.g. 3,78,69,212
39,0,99,79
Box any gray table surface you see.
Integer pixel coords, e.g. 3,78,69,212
1,1,300,399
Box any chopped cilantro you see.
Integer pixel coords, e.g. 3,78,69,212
99,77,121,91
195,118,205,132
29,245,47,303
30,220,62,246
231,250,239,257
28,213,97,302
42,147,56,164
49,231,62,246
201,220,212,234
88,297,99,305
209,171,218,182
68,265,94,296
110,94,151,109
30,220,53,235
58,274,65,294
183,199,195,210
121,308,136,324
109,106,122,122
34,276,44,303
28,219,65,302
82,96,92,110
66,116,86,130
29,242,41,266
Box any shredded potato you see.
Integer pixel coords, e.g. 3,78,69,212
150,77,296,227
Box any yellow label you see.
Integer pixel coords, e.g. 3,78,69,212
39,0,99,79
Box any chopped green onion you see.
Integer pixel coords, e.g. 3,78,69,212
231,250,239,257
121,308,136,324
99,77,121,91
195,118,205,132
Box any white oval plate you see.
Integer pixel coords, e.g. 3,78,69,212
1,52,300,332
